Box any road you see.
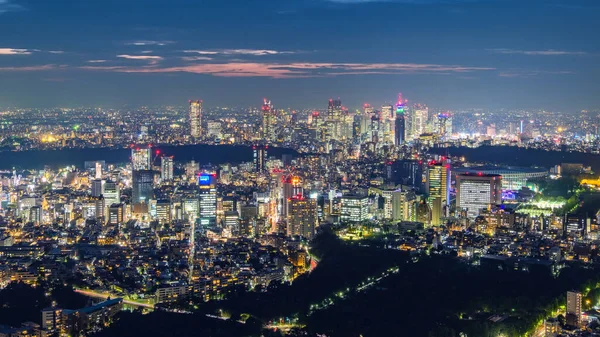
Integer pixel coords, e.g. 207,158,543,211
74,288,155,309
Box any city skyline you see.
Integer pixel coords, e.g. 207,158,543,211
0,0,599,110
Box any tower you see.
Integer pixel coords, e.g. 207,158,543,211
566,291,582,327
287,195,318,238
132,169,154,212
131,145,152,171
261,98,276,143
190,100,202,138
394,94,406,146
161,155,174,181
426,161,450,226
253,145,268,173
198,172,217,227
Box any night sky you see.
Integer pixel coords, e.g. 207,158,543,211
0,0,598,110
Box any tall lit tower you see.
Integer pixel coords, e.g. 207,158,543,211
394,94,406,146
160,155,174,181
190,100,202,138
131,145,152,170
426,161,450,226
261,98,276,143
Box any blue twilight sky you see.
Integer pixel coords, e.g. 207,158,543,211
0,0,598,110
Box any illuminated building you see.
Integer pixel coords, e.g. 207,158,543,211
132,169,153,208
410,106,428,140
190,100,203,138
253,145,268,172
91,179,104,197
108,203,125,224
340,195,369,223
261,98,276,143
392,190,418,222
566,291,582,326
326,98,343,141
456,173,502,219
160,155,174,181
224,211,240,236
453,166,547,191
198,173,217,227
103,181,120,206
156,200,171,224
435,112,453,140
282,175,302,218
131,145,152,170
29,206,42,225
426,162,450,225
394,94,406,146
287,196,318,238
544,318,560,337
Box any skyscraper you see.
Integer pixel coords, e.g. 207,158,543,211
456,173,502,219
410,105,429,140
91,179,104,197
287,196,318,238
103,181,120,206
253,145,268,173
327,98,343,141
426,162,450,226
132,170,154,206
190,100,203,138
198,173,217,227
160,155,174,181
261,98,276,143
436,112,453,140
340,195,370,223
131,145,152,171
394,94,406,146
566,291,582,327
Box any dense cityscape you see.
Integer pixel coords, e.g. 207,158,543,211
1,0,600,336
0,96,600,336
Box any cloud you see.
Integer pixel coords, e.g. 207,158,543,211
80,61,494,78
499,70,574,77
117,54,164,61
87,60,107,63
126,40,174,46
183,49,296,56
488,48,587,56
181,56,214,61
0,64,59,71
0,0,25,14
48,50,65,54
0,48,33,55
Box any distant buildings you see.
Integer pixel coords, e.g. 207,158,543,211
42,298,123,336
161,155,174,181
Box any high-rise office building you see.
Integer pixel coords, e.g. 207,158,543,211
566,291,582,327
261,98,276,143
410,106,429,140
132,170,154,206
282,175,303,218
91,179,104,197
426,162,450,226
190,100,202,138
156,200,171,224
103,181,120,206
456,173,502,219
131,145,152,171
198,173,217,227
327,98,343,141
160,156,174,181
253,145,268,173
340,195,370,223
394,94,406,146
436,112,453,140
287,196,318,238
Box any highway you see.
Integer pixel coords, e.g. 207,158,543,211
74,288,155,309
